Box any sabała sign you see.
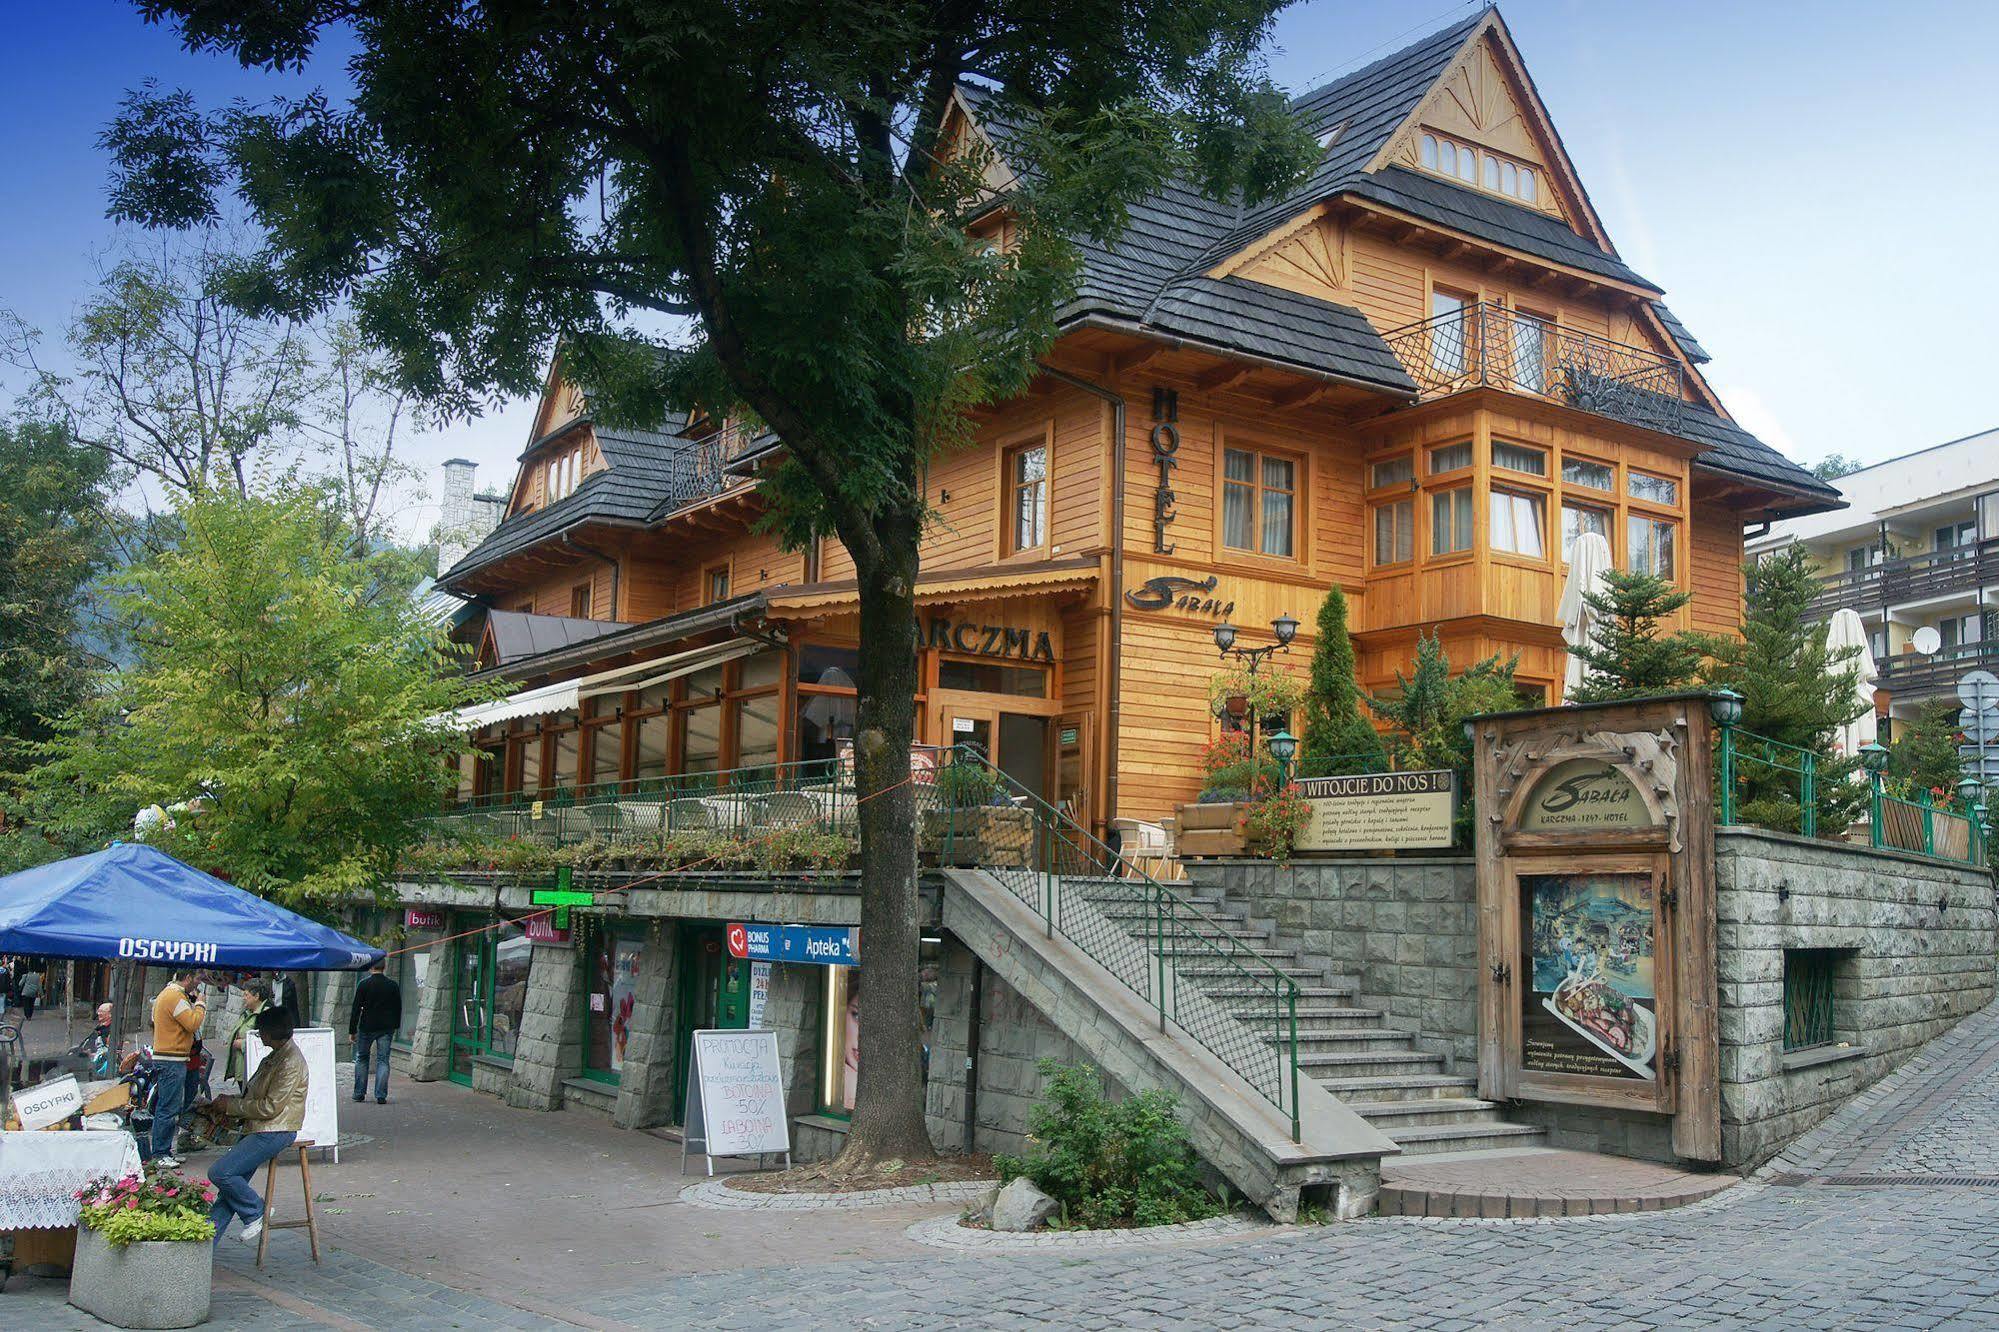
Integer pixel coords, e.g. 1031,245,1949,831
1293,770,1456,851
1517,759,1656,833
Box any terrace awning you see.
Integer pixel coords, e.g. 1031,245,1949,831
442,636,769,730
446,677,581,731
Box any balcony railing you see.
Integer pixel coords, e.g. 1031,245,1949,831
1381,301,1688,435
1876,640,1999,699
655,420,764,515
1808,539,1999,619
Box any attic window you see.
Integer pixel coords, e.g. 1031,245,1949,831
1419,131,1538,205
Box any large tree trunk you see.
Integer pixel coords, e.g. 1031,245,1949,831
833,511,937,1169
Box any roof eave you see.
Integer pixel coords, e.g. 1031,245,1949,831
1058,310,1420,401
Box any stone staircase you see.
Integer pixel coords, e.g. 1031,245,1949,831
1080,879,1544,1159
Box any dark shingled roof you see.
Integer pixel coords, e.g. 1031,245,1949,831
1649,302,1711,363
442,416,700,582
1677,404,1841,505
483,610,627,665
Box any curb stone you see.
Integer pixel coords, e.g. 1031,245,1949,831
906,1211,1272,1250
680,1176,999,1211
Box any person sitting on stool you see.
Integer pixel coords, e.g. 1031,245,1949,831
205,1006,307,1246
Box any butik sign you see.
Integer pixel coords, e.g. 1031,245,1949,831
404,908,445,930
523,915,571,945
726,922,859,967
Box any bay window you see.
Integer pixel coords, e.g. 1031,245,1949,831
1561,502,1613,563
1629,515,1677,578
1374,499,1415,566
1490,489,1547,559
1432,487,1474,556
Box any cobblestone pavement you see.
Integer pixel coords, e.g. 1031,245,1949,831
7,1001,1999,1328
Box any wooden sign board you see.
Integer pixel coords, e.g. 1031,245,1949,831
13,1074,82,1131
1293,770,1456,852
247,1027,341,1160
681,1028,790,1177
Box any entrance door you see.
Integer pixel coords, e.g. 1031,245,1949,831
448,926,489,1086
672,927,752,1120
938,701,1054,803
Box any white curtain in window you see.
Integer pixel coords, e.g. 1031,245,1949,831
1490,490,1545,558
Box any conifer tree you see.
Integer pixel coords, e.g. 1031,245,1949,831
1564,570,1701,703
1697,543,1867,833
1888,699,1966,798
1298,586,1383,774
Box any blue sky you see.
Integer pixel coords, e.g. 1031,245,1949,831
4,1,1994,536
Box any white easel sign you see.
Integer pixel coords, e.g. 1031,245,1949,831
246,1027,342,1161
681,1028,790,1177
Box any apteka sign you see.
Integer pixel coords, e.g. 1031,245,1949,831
727,922,858,966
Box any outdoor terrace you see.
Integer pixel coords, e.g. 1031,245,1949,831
1380,300,1688,436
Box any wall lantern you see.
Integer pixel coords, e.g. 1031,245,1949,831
1859,741,1890,775
1707,689,1744,728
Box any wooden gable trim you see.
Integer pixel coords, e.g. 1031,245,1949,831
1204,201,1337,280
1363,12,1615,253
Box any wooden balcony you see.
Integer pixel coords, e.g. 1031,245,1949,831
1380,300,1688,435
1877,640,1999,700
656,420,763,514
1807,539,1999,619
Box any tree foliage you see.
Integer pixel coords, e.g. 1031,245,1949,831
1887,699,1966,799
1697,544,1867,833
107,0,1318,1164
24,485,492,907
1366,633,1522,782
0,419,117,767
1298,586,1383,773
1564,570,1702,703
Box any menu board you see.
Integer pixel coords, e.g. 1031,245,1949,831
1293,770,1455,851
1521,873,1658,1081
685,1029,789,1162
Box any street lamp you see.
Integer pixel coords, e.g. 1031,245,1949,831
1860,741,1891,849
1267,729,1298,784
1957,775,1982,813
1707,689,1743,728
1859,742,1890,775
1212,613,1300,675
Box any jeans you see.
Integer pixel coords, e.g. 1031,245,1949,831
150,1060,188,1159
207,1130,296,1244
353,1029,392,1102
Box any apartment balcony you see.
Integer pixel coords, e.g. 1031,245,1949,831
1807,539,1999,619
1380,300,1688,436
1876,640,1999,701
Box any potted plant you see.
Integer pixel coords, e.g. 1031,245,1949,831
68,1166,216,1329
1176,733,1283,857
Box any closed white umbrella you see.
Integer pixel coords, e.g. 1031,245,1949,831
1825,607,1878,758
1559,532,1615,699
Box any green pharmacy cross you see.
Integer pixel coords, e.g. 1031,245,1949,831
530,869,593,929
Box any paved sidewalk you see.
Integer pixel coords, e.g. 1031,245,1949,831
7,1000,1999,1327
1378,1145,1735,1217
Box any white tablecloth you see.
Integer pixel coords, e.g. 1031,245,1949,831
0,1131,145,1229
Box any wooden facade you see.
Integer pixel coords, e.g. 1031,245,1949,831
438,11,1834,835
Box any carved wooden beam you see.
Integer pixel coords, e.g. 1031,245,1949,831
1196,363,1256,394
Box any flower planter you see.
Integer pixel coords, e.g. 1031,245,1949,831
1174,802,1249,857
924,807,1034,867
68,1227,212,1329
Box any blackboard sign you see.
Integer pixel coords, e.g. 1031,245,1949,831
681,1028,790,1177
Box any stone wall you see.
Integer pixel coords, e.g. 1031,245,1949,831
1185,857,1479,1071
1713,828,1997,1168
924,938,1102,1157
506,943,588,1111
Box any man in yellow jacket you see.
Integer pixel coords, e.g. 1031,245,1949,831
148,969,208,1166
206,1006,308,1246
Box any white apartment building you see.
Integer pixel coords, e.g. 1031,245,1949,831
1748,428,1999,729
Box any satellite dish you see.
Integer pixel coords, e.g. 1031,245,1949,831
1911,626,1942,655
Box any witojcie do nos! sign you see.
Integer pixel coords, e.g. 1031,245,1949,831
1293,770,1456,852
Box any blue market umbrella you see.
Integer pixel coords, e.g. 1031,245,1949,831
0,842,382,970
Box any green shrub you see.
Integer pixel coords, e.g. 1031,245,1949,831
935,759,1003,809
76,1166,216,1246
995,1062,1222,1230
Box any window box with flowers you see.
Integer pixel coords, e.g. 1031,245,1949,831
68,1166,216,1329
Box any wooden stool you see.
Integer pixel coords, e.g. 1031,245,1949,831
255,1140,322,1267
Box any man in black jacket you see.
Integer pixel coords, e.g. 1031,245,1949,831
348,961,402,1105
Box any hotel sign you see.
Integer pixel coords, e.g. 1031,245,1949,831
1123,574,1234,620
1517,759,1656,833
1293,769,1456,852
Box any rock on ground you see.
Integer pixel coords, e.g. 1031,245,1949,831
989,1177,1060,1232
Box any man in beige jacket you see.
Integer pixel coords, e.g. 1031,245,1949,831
205,1006,308,1246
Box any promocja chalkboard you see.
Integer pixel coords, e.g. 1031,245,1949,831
681,1028,790,1177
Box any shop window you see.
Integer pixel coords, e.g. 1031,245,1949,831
569,583,591,618
1563,457,1615,492
1782,949,1847,1051
1221,447,1297,559
1490,489,1546,559
1628,471,1679,506
937,658,1049,697
1005,440,1049,554
1629,515,1677,578
583,924,645,1083
1561,502,1613,563
391,927,437,1047
1492,441,1547,478
1373,498,1415,566
1429,440,1473,475
1432,487,1473,556
1369,455,1413,490
485,923,532,1061
797,644,860,688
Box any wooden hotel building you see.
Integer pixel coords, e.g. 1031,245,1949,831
437,9,1841,838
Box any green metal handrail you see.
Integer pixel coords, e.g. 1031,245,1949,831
936,746,1303,1141
1716,721,1987,866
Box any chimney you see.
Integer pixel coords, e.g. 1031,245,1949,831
436,458,480,574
